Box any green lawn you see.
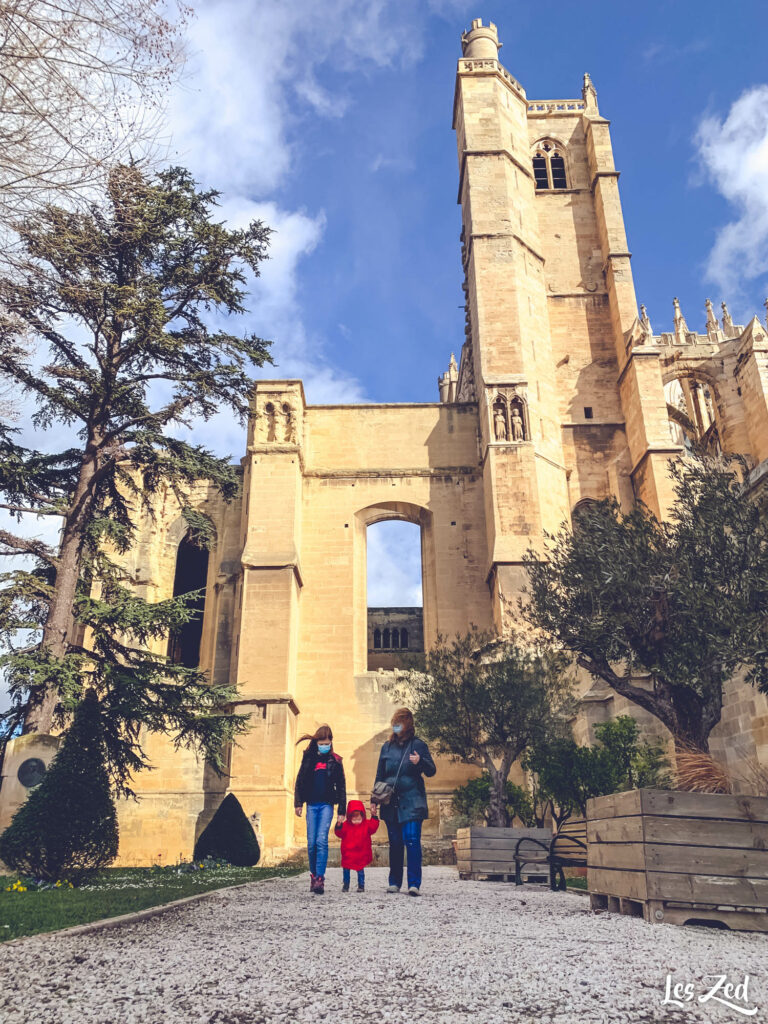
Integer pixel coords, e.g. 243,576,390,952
0,864,302,942
566,875,588,890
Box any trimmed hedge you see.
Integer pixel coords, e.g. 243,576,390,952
194,793,260,866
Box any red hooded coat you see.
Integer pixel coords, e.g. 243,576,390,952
334,800,379,870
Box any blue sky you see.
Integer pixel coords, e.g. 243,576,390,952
5,0,768,617
167,0,768,420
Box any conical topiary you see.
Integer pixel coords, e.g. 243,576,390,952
0,690,118,883
193,793,260,866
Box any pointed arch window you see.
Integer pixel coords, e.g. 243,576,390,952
167,532,209,668
532,141,568,190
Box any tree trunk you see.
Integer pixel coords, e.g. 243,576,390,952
588,658,718,755
28,446,99,733
487,766,509,828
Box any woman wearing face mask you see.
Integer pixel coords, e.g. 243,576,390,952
373,707,436,896
294,724,347,895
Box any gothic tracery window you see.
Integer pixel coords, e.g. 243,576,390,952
532,141,568,190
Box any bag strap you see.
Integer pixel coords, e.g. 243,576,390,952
391,740,412,791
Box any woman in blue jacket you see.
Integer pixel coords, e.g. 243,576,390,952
373,707,436,896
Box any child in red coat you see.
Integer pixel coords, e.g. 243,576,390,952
334,799,379,892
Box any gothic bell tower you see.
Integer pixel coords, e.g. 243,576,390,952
453,19,571,627
453,19,679,628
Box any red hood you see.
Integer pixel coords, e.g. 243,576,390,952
345,799,367,822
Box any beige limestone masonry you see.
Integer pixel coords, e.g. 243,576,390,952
3,18,768,864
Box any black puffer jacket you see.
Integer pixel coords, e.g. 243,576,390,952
294,747,347,817
375,735,436,824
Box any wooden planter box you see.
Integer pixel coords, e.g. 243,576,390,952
587,789,768,931
456,825,551,881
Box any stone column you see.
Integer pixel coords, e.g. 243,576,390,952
226,380,305,854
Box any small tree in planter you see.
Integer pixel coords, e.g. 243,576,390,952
452,774,535,827
523,716,670,823
0,690,118,883
523,454,768,753
398,628,573,827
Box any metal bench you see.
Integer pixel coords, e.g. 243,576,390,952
514,817,587,891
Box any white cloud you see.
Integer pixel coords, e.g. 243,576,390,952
642,38,708,64
367,520,423,607
696,85,768,299
162,0,475,418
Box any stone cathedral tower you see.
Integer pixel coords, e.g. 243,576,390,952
2,19,767,864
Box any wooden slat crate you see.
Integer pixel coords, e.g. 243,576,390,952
587,789,768,931
455,825,551,880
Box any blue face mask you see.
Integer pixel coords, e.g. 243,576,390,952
317,743,331,754
392,724,403,735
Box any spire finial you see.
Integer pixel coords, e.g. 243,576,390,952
673,297,689,340
705,298,719,333
582,72,598,114
764,297,768,329
640,303,652,338
721,300,733,330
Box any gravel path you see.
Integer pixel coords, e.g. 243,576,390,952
1,867,767,1024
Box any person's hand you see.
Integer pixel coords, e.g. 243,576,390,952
369,803,377,816
409,751,421,765
294,806,302,818
336,817,344,829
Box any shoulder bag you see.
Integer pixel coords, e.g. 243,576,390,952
371,741,412,806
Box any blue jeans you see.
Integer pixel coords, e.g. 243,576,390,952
306,803,334,876
343,868,365,888
385,818,422,889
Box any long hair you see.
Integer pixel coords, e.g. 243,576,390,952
296,723,333,755
389,707,415,744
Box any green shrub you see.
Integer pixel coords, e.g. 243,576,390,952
193,794,260,866
451,774,535,826
0,690,118,883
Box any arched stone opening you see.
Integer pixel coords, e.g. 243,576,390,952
355,501,434,674
167,527,213,670
662,371,721,453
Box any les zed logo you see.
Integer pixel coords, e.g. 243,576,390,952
663,974,758,1016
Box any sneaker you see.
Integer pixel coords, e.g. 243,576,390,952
386,885,400,894
357,884,365,892
342,883,349,892
408,886,420,897
314,875,325,895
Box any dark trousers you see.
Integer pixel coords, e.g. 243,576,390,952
342,868,365,887
385,818,422,889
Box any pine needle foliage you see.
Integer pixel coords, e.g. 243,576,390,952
193,793,260,867
0,165,273,793
0,690,119,882
523,454,768,752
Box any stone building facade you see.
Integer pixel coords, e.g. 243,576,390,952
3,18,768,862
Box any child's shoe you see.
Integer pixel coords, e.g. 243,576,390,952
314,875,325,895
342,882,349,892
357,883,365,892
